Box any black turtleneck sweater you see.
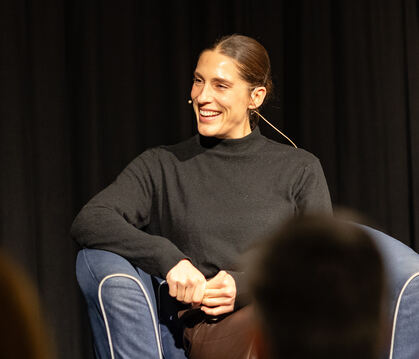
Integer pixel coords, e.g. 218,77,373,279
70,127,332,306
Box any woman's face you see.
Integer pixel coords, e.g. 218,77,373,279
191,50,253,139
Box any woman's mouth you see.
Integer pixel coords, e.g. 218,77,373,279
199,109,222,122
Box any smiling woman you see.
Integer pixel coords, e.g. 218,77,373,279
190,35,272,139
71,34,332,359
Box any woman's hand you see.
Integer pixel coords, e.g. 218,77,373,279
166,259,206,306
201,271,236,316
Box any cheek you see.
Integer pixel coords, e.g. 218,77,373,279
228,91,251,111
191,85,199,99
238,94,251,113
228,96,249,115
216,93,233,109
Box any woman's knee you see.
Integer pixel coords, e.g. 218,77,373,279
75,253,164,359
76,249,147,300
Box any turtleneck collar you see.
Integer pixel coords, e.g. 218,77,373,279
197,126,264,154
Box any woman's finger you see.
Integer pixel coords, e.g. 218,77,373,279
202,288,222,298
201,304,234,316
205,273,226,290
168,282,178,298
204,287,236,299
201,296,232,307
191,280,206,305
183,285,195,304
176,282,186,302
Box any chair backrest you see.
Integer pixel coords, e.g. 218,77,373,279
359,225,419,359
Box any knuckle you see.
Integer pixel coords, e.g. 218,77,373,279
187,279,197,287
226,289,235,298
192,278,203,287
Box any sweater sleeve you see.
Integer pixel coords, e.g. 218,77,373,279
293,159,333,214
231,158,332,310
70,149,188,278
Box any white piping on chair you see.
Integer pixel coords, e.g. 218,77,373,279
98,274,164,359
157,279,167,355
389,272,419,359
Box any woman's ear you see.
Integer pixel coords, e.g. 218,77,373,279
249,87,267,110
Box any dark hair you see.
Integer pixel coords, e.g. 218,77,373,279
0,250,55,358
205,34,273,129
249,215,387,359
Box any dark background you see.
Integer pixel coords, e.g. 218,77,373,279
1,0,418,358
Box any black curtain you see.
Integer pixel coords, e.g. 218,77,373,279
1,1,418,358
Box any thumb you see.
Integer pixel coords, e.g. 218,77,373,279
205,271,224,289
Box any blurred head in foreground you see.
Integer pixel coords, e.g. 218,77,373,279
0,250,55,359
249,214,387,359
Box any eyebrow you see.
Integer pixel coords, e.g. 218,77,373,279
194,71,234,86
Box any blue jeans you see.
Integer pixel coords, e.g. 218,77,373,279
76,248,188,359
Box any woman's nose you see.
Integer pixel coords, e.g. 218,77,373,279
197,84,213,103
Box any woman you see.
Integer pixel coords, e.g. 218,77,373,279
71,34,332,358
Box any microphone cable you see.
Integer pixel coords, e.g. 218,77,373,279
188,99,298,148
252,110,298,148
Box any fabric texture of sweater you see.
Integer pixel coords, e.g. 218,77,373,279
71,127,332,307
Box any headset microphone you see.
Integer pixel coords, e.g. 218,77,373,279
253,110,298,148
186,100,297,148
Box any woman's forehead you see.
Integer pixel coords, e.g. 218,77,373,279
195,50,241,82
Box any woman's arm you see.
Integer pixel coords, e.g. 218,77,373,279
293,159,332,214
199,158,333,314
70,149,188,279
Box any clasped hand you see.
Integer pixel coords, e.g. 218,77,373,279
166,259,236,316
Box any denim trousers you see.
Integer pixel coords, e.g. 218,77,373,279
76,248,188,359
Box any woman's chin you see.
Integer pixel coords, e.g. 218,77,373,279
197,123,221,138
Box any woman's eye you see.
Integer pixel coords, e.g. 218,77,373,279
216,84,228,89
193,77,203,84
